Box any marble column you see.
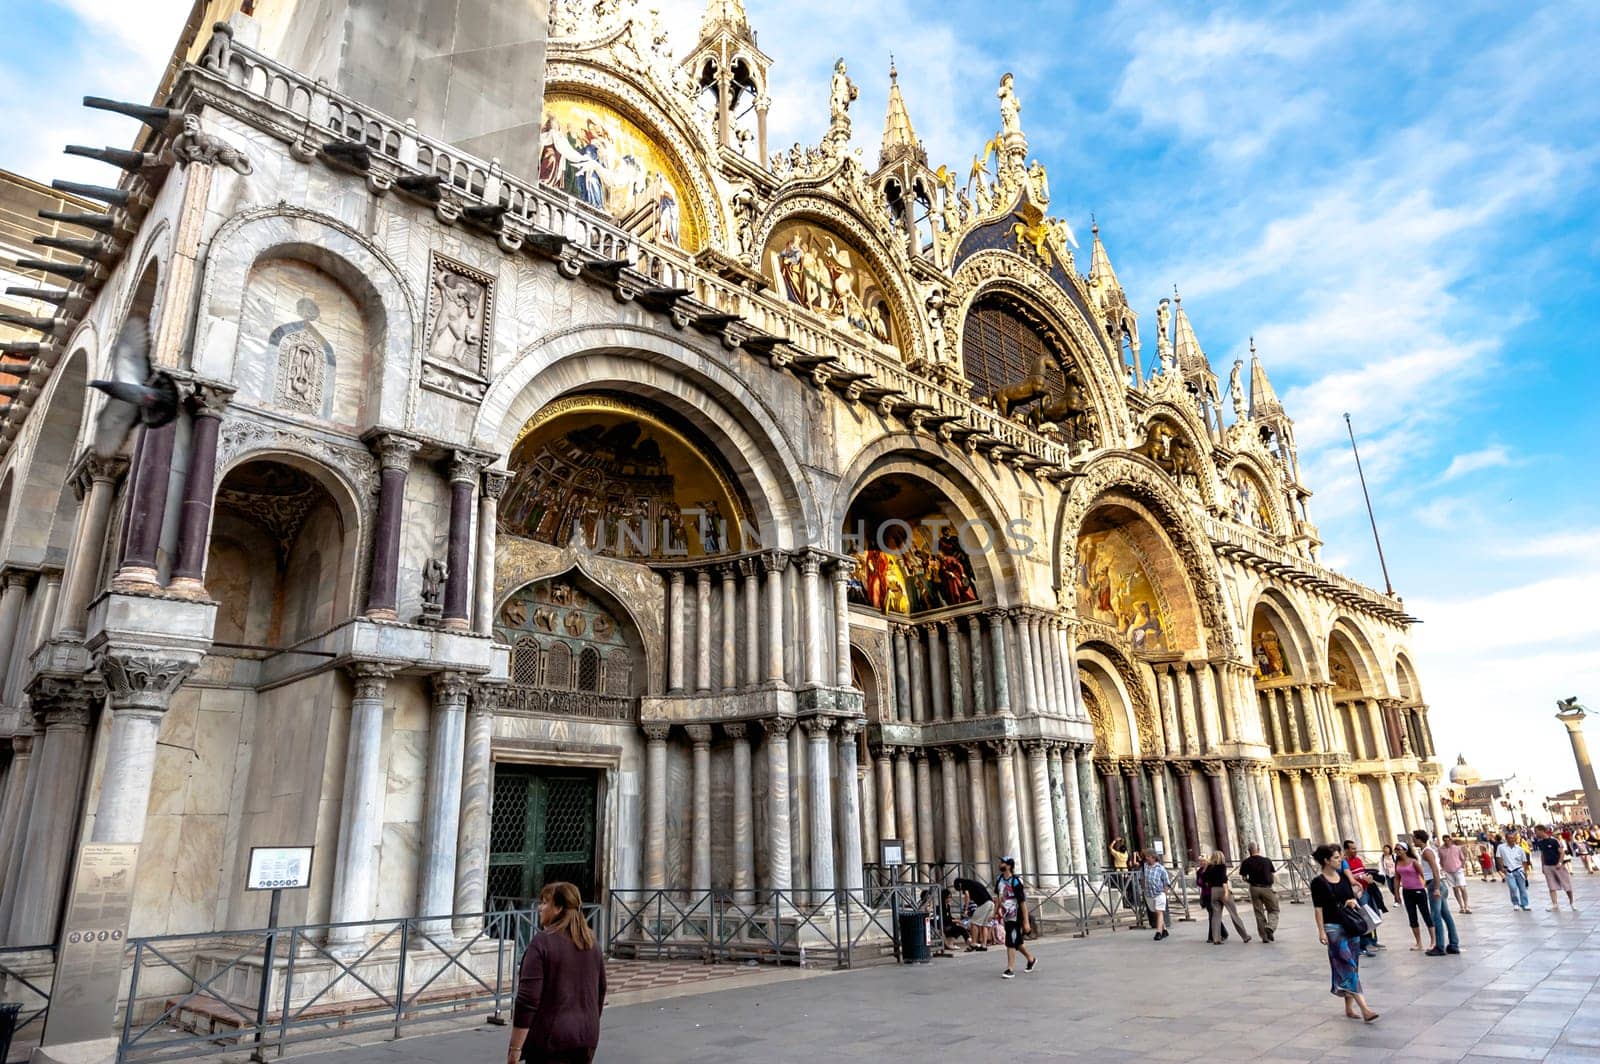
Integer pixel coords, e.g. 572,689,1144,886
164,391,227,592
0,571,28,689
419,673,471,932
727,724,755,901
799,552,826,688
56,456,127,631
1177,669,1201,755
966,614,987,716
859,763,877,869
788,724,808,890
114,419,176,587
894,748,917,863
944,621,965,719
92,651,197,845
1077,748,1106,870
442,454,484,630
5,685,97,945
1254,767,1283,853
876,748,897,850
692,570,711,692
0,732,34,883
1331,772,1358,843
987,610,1011,715
1149,763,1173,857
741,560,761,688
1173,763,1200,860
687,725,713,893
1014,744,1037,874
805,718,836,891
1157,668,1182,756
472,470,510,636
1289,769,1312,841
329,664,395,945
643,723,670,890
1059,746,1087,873
1229,761,1260,852
1269,771,1291,850
667,570,686,693
1556,706,1600,824
1399,773,1424,834
937,748,962,864
453,682,498,926
1046,747,1069,874
907,627,927,723
1027,743,1059,878
0,726,40,939
914,750,936,868
837,720,864,891
1202,763,1228,856
763,554,787,684
1312,768,1339,842
833,561,854,688
891,625,910,722
1123,762,1148,848
363,435,420,618
763,718,793,892
720,566,738,690
926,623,946,720
1283,690,1303,752
995,740,1022,864
1197,664,1223,745
964,745,991,868
1013,612,1037,714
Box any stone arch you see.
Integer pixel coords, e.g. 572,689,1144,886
831,434,1024,609
1078,642,1152,757
490,542,666,696
1328,618,1387,697
475,323,818,548
495,568,648,702
541,59,728,249
1135,399,1220,510
1394,651,1422,702
1056,452,1236,659
1222,454,1290,536
205,454,365,647
9,348,87,567
192,207,419,426
1245,588,1315,681
944,250,1130,443
850,643,887,725
752,192,927,364
210,448,369,628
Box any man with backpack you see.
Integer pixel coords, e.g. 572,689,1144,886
994,856,1037,979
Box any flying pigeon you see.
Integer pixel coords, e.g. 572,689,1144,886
89,314,178,457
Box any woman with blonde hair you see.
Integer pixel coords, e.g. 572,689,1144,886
1199,851,1251,944
507,882,607,1064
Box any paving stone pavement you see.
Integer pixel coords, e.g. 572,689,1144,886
286,871,1600,1063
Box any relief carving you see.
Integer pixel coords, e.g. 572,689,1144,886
424,254,493,379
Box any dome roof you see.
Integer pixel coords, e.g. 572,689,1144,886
1449,754,1481,785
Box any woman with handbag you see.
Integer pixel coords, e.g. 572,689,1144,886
1200,852,1251,944
1311,843,1379,1023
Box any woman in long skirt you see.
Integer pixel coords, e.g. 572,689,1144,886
1310,844,1378,1023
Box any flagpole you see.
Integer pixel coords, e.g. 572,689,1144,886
1343,412,1394,596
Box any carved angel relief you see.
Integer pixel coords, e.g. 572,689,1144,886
422,253,494,401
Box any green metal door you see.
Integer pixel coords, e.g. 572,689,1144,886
488,766,598,906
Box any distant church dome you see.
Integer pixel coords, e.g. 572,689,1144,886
1449,754,1481,786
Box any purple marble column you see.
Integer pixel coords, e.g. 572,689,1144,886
443,451,485,630
114,420,177,587
170,385,233,592
364,434,421,620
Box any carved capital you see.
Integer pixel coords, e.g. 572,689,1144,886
347,661,397,701
831,556,856,581
837,717,862,739
1169,760,1193,777
762,551,790,574
188,380,236,419
797,551,823,577
10,732,34,756
2,569,31,593
471,681,506,714
723,722,748,740
992,738,1017,757
481,468,513,501
667,568,685,587
936,746,957,765
431,670,474,708
450,449,492,485
31,674,102,729
801,715,834,738
1200,760,1225,778
684,723,713,745
762,716,795,739
963,743,985,762
642,721,672,742
370,432,422,473
97,650,198,713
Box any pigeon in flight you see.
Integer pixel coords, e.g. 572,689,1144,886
89,314,178,457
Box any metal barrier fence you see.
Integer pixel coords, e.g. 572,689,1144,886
115,907,539,1063
0,945,53,1064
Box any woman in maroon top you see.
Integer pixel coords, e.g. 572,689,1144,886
507,882,607,1064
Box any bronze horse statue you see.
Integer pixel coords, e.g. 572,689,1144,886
990,348,1050,418
1029,377,1088,430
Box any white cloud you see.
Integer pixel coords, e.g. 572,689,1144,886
1439,445,1513,483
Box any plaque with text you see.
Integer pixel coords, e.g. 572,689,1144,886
245,846,314,891
41,843,138,1046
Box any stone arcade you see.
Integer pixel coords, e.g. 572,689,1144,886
0,0,1447,1049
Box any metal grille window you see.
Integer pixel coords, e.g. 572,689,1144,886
513,637,541,685
605,650,631,696
544,642,571,688
961,296,1067,406
577,647,600,692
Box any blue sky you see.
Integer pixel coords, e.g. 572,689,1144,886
3,0,1596,798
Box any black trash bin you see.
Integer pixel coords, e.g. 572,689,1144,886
0,1001,21,1063
897,911,930,964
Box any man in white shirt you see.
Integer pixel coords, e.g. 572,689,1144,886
1496,830,1531,911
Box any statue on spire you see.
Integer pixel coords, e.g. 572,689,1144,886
998,73,1023,137
825,58,859,151
1230,358,1247,421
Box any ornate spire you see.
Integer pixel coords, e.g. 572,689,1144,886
1248,338,1284,420
1171,289,1212,378
1088,218,1122,294
879,57,926,168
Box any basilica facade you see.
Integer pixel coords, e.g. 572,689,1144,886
0,0,1445,966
